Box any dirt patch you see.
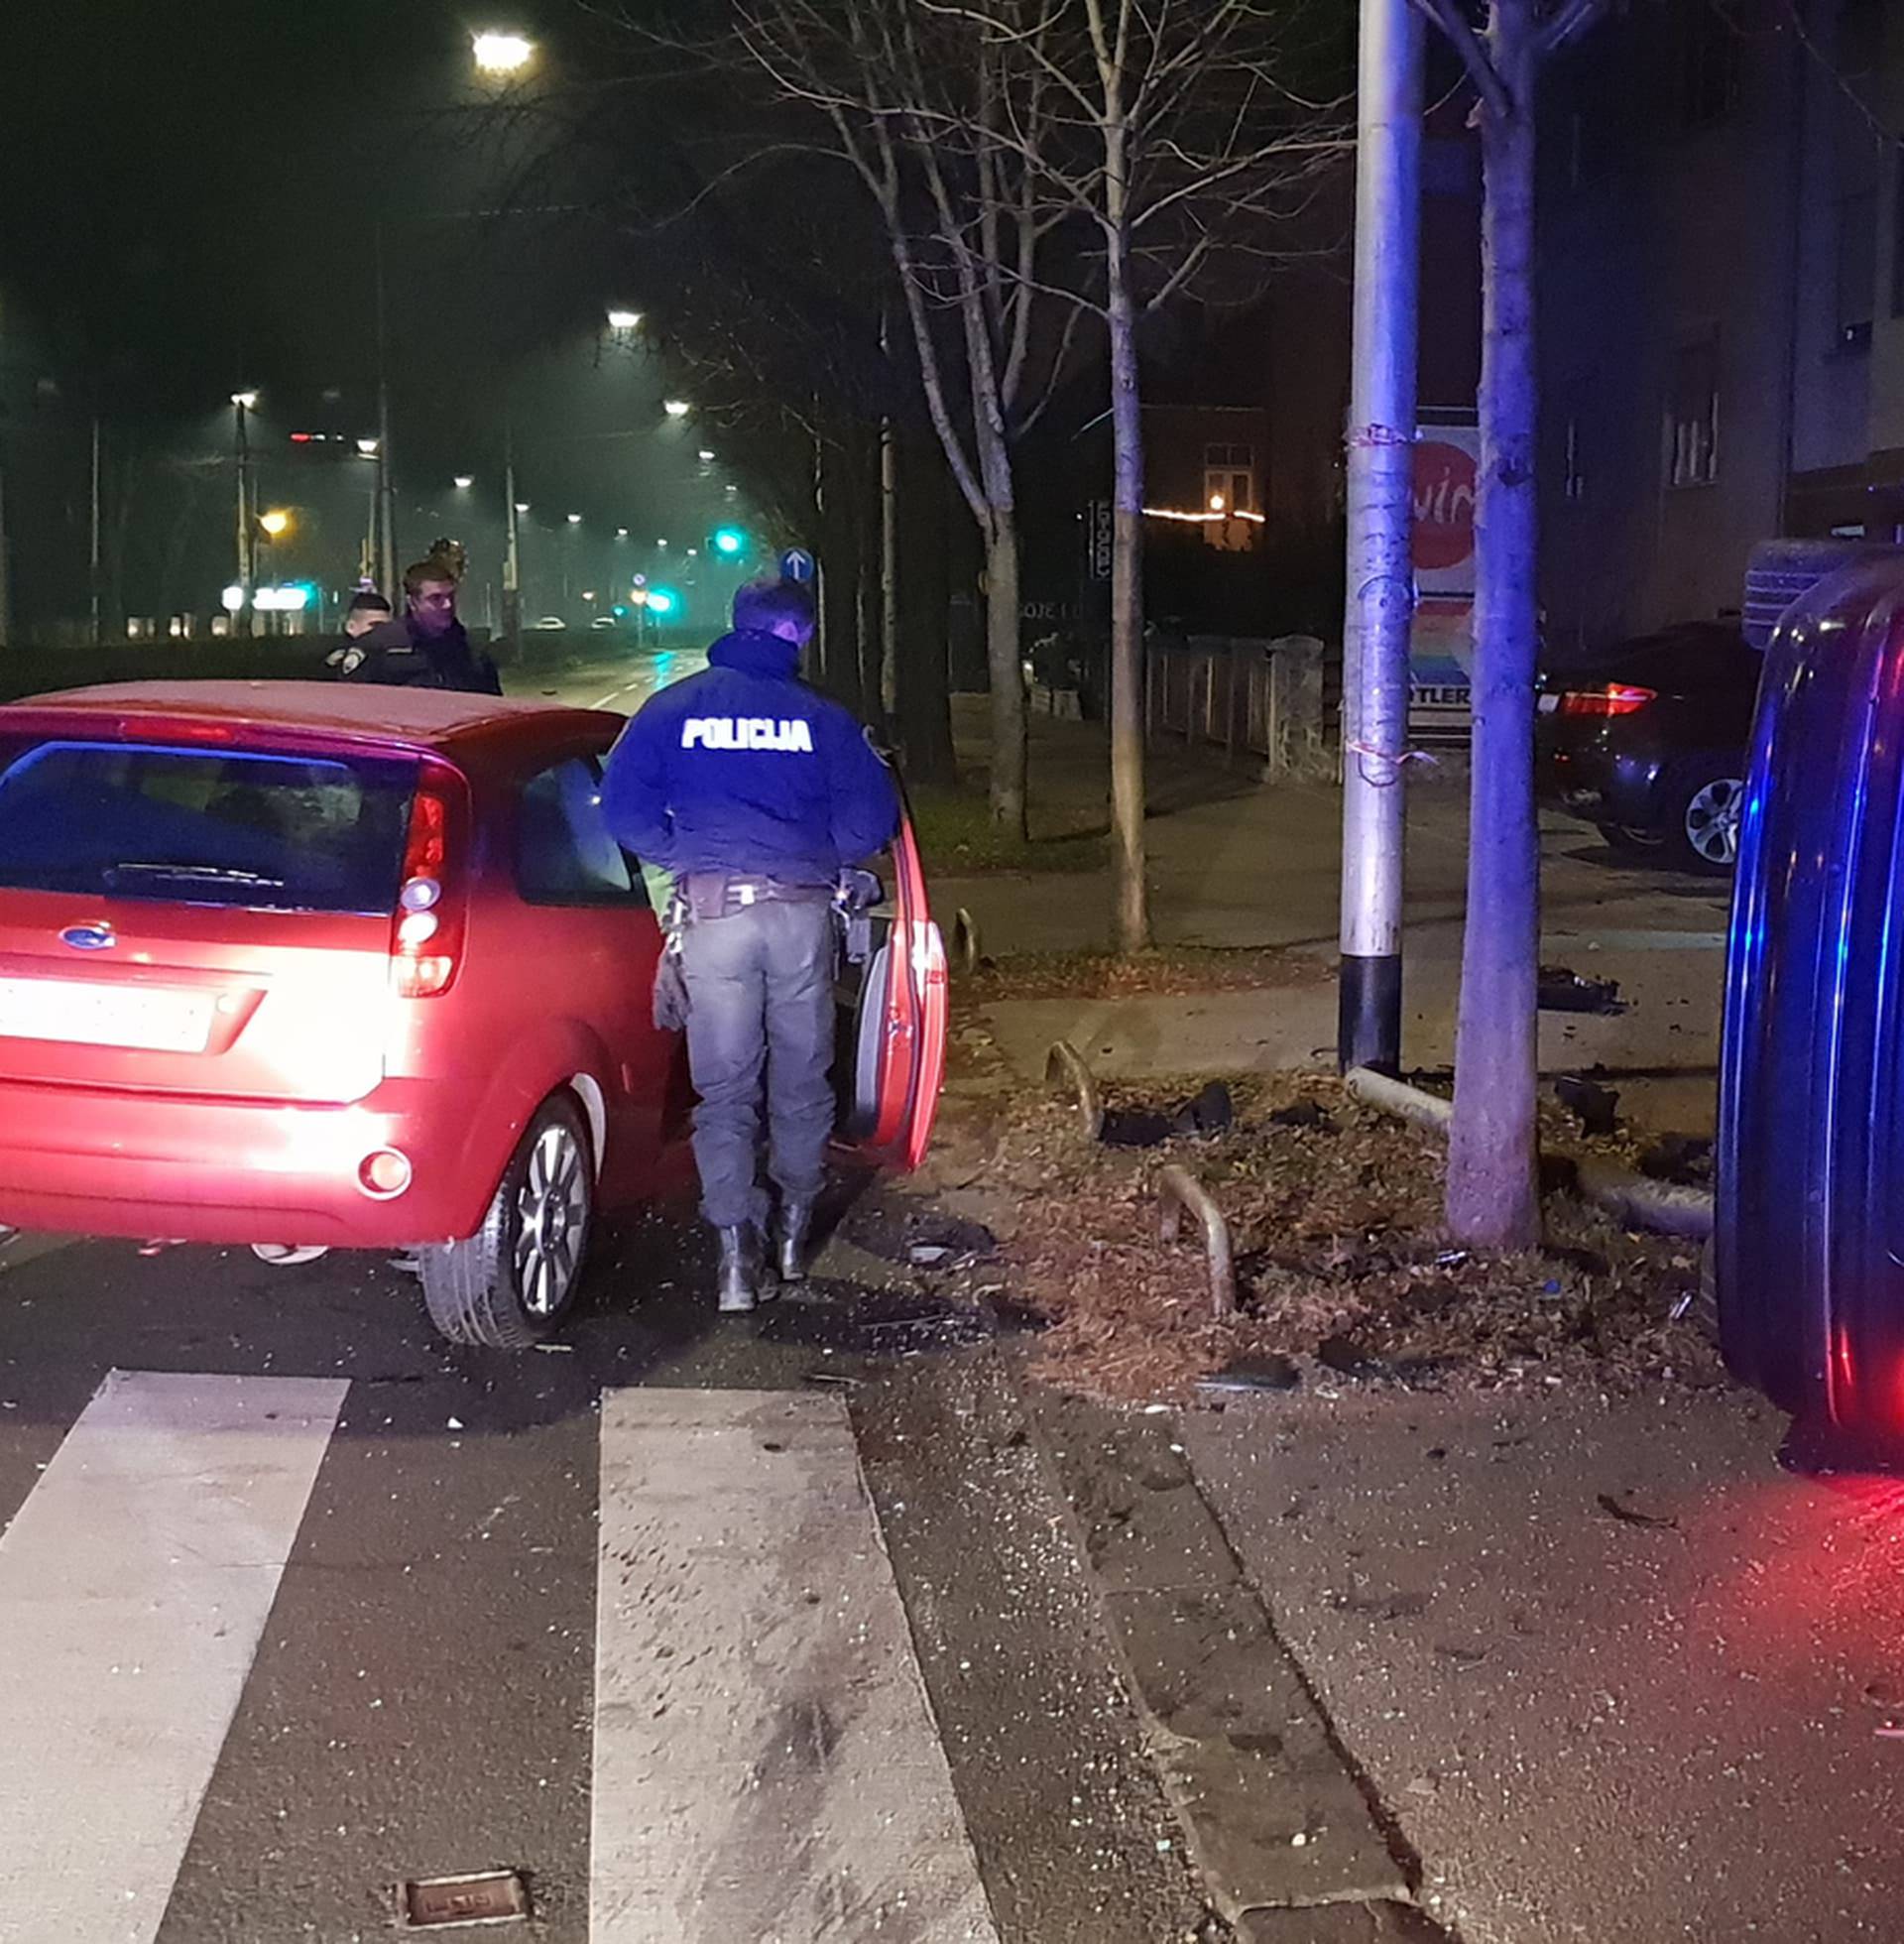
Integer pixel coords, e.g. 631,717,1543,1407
945,1073,1724,1404
960,945,1331,1002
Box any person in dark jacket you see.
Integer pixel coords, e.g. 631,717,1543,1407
336,559,501,693
601,574,898,1311
324,589,393,674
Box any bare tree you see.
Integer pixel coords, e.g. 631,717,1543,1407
1412,0,1612,1247
924,0,1346,948
732,0,1098,838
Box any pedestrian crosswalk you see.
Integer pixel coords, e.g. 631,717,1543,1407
0,1372,998,1944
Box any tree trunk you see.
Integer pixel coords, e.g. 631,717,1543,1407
1106,197,1151,952
1447,16,1540,1247
983,508,1027,835
880,410,900,723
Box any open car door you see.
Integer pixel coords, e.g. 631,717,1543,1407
835,808,948,1170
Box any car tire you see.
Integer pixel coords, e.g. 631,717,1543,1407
1661,759,1745,875
1595,822,1667,859
418,1092,594,1349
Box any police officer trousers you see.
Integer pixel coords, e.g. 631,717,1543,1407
677,898,836,1230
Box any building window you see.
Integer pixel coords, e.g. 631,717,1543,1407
1202,443,1255,516
1202,442,1258,551
1665,334,1721,489
1839,187,1877,350
1678,4,1741,130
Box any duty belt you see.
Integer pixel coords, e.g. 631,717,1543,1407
681,871,834,920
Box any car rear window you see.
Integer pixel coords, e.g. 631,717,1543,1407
0,739,416,913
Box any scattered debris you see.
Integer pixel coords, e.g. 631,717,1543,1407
1538,965,1625,1015
1639,1133,1715,1186
1554,1073,1620,1137
1596,1492,1678,1530
952,1072,1721,1403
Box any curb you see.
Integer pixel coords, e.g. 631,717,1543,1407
1010,1371,1457,1940
1343,1067,1715,1241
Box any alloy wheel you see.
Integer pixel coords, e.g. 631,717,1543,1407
513,1120,590,1319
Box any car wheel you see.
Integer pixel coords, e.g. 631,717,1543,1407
1595,822,1667,858
418,1092,594,1348
1663,761,1745,875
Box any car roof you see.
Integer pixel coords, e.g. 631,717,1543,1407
0,680,625,760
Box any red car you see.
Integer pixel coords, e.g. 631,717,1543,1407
0,682,946,1347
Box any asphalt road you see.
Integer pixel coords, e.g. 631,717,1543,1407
510,641,708,718
0,1209,1217,1944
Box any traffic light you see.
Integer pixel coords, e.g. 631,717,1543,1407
710,527,747,558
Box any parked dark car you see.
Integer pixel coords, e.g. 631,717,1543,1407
1536,620,1761,873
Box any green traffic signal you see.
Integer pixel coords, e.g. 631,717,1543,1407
711,527,747,557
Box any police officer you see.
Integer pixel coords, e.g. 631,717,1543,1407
601,574,898,1312
336,558,502,693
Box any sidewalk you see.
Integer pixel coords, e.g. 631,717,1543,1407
934,707,1727,1135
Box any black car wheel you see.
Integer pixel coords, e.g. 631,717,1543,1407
418,1092,594,1348
1662,759,1745,875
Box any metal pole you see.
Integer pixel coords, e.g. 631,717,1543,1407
503,421,522,650
89,414,102,647
375,221,397,592
1337,0,1423,1076
234,398,255,638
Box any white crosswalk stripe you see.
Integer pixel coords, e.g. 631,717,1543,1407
591,1389,1000,1943
0,1373,1003,1944
0,1370,346,1944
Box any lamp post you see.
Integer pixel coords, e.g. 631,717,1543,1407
230,391,258,636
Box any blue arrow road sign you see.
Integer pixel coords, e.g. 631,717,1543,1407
779,547,816,584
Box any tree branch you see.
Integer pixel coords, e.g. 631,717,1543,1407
1409,0,1512,119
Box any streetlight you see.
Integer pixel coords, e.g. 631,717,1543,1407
259,509,292,539
567,512,582,525
453,474,474,491
663,400,690,419
231,392,259,635
356,436,379,457
514,501,531,514
697,449,715,463
615,527,629,539
472,31,536,74
607,308,642,331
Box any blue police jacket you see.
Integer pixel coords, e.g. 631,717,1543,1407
600,627,899,884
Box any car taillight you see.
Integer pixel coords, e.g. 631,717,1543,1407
392,784,463,998
1558,683,1656,717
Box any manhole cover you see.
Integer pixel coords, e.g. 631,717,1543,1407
398,1870,531,1929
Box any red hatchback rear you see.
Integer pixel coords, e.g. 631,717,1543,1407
0,682,945,1346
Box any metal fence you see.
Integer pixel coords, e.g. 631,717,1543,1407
1143,633,1331,781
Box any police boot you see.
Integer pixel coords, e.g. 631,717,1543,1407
774,1197,816,1284
715,1225,766,1314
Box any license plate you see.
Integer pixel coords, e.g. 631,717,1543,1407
0,978,215,1053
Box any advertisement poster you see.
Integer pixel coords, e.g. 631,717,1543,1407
1411,426,1478,738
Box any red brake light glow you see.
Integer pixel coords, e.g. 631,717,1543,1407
392,782,462,998
1558,683,1656,718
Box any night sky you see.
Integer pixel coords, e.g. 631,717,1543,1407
0,0,749,631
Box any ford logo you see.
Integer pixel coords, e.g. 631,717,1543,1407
60,923,115,952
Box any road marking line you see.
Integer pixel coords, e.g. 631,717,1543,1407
591,1388,1000,1943
0,1369,346,1944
